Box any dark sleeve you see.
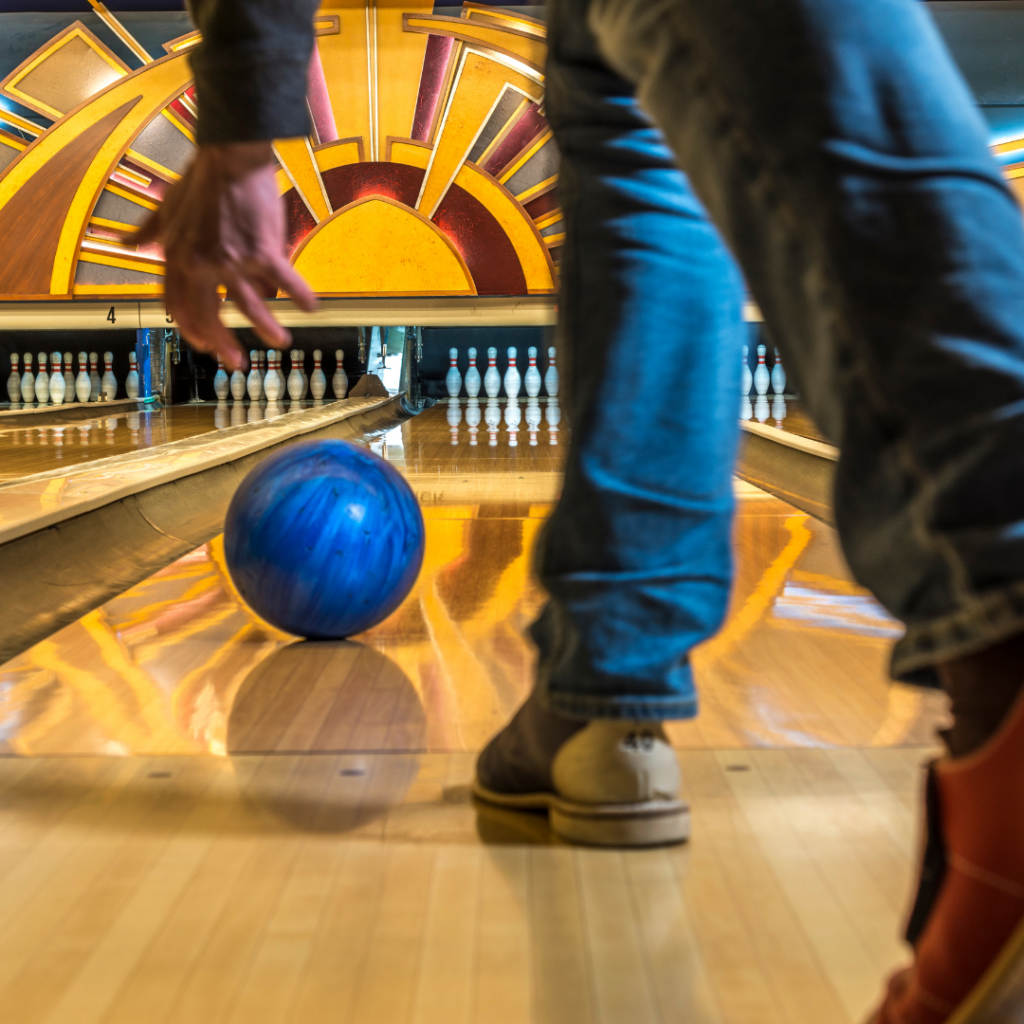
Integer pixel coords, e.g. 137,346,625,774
187,0,319,144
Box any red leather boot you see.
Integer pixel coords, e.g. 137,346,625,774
871,689,1024,1023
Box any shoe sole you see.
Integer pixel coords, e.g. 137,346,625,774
471,781,690,847
865,912,1024,1024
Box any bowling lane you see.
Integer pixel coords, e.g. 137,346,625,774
0,398,929,1024
745,394,828,443
0,400,945,755
0,401,337,482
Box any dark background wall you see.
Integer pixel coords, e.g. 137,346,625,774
419,325,555,399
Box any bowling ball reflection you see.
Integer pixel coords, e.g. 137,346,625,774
227,640,425,832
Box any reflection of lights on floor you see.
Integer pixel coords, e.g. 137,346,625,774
772,583,903,638
380,357,402,395
370,424,406,461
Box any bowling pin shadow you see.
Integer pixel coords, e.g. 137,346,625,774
227,640,426,834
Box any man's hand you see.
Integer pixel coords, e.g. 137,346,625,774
129,141,317,371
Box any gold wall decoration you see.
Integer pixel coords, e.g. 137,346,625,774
0,0,563,302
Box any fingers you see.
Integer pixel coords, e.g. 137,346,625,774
168,262,247,371
226,270,292,351
272,259,318,313
122,208,162,248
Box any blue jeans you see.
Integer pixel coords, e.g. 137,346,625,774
535,0,1024,719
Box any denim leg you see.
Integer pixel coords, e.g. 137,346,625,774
587,0,1024,684
534,0,746,720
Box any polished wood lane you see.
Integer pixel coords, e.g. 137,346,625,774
0,398,935,1024
746,395,828,443
0,401,946,754
0,401,343,483
0,746,926,1024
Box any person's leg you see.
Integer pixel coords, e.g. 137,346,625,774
581,0,1024,1018
473,0,746,846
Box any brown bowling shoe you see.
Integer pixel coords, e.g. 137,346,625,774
473,687,689,847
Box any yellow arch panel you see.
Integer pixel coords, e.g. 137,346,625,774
375,0,434,160
315,1,371,150
315,137,364,172
389,139,430,168
292,195,476,295
415,52,542,219
0,52,192,296
454,163,555,294
402,14,547,71
273,136,331,222
383,143,554,293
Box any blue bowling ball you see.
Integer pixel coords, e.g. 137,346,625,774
224,440,425,638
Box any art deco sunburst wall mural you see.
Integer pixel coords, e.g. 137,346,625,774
0,0,562,301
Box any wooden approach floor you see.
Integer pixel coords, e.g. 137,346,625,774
0,402,941,1024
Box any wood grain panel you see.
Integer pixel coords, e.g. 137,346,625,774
0,101,139,297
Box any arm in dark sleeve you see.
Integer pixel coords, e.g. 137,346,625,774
187,0,319,144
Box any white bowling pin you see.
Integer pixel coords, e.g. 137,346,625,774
34,353,49,404
464,347,481,399
753,344,770,397
126,352,141,399
446,397,462,445
310,349,327,400
62,353,75,401
48,353,65,404
771,348,787,396
258,350,267,384
543,346,559,398
19,353,33,403
274,351,286,398
88,352,101,401
483,347,501,399
75,352,90,403
332,350,348,399
264,351,283,401
213,357,229,400
101,351,117,400
445,348,462,398
741,344,752,397
524,346,542,398
503,347,521,400
246,350,263,401
230,364,246,400
6,353,20,403
287,349,304,400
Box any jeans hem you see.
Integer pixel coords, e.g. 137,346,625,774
892,580,1024,684
543,690,698,721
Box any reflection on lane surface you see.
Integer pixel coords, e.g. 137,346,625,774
0,403,946,756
